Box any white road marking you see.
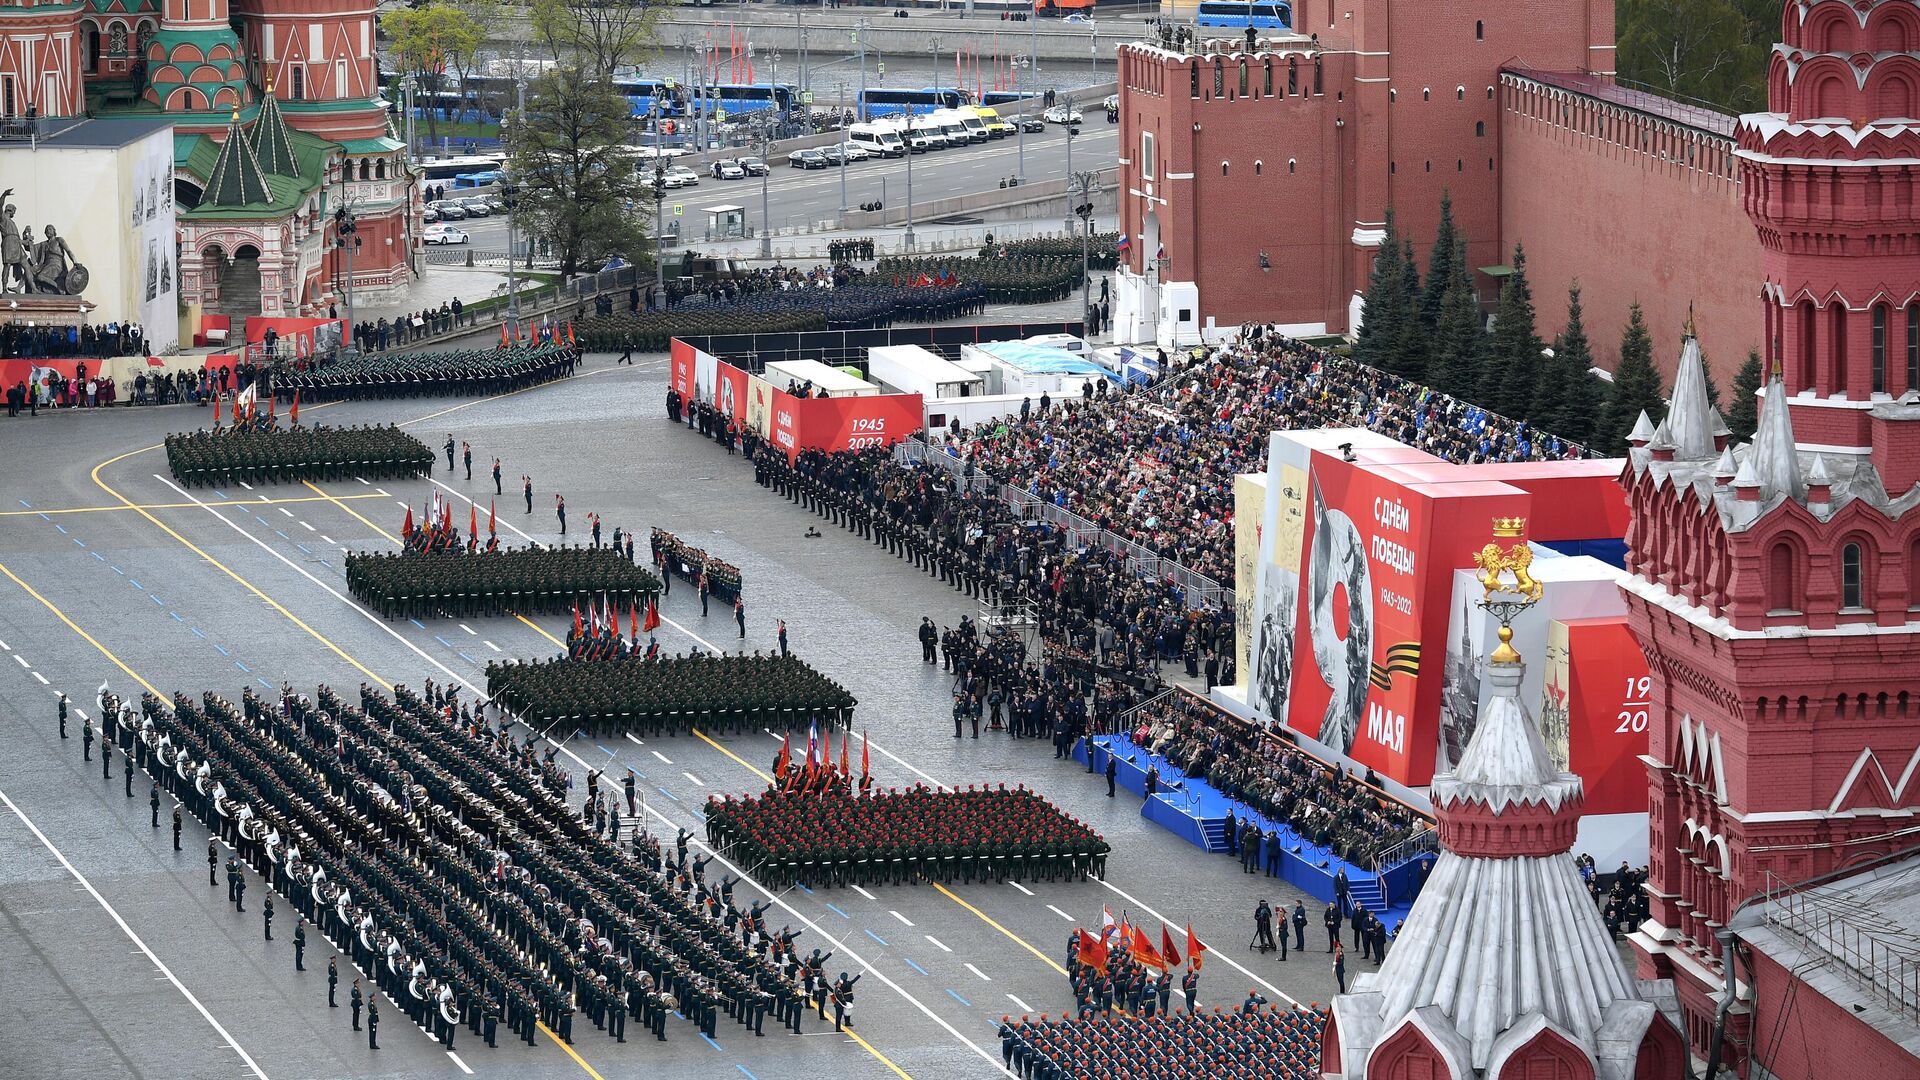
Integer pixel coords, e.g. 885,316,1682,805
1046,904,1075,922
459,624,476,635
1007,994,1035,1013
447,1051,473,1074
965,963,992,981
320,535,334,544
300,521,315,532
278,508,295,518
0,788,270,1079
238,481,252,490
13,654,29,668
31,671,48,685
625,733,646,747
356,477,370,485
683,772,704,786
1007,882,1034,896
925,935,952,953
890,910,914,926
0,637,10,650
851,885,877,901
651,750,672,765
483,640,500,652
1092,877,1296,1005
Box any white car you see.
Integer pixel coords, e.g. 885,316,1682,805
1064,12,1093,23
840,142,872,162
423,224,469,245
664,165,700,187
712,159,747,180
1043,105,1084,125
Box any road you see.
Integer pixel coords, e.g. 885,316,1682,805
441,121,1117,248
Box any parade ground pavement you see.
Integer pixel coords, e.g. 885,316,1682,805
0,352,1353,1080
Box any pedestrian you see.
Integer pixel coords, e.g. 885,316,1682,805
776,618,787,656
263,895,274,940
462,441,472,480
293,921,306,970
82,715,93,760
493,458,502,495
444,434,456,473
57,692,68,739
699,574,710,616
523,475,533,515
1105,752,1117,798
208,838,219,887
619,333,634,364
555,493,566,535
368,997,380,1049
1324,901,1341,951
172,804,183,851
1292,901,1308,953
1334,944,1347,993
735,596,746,639
351,979,364,1030
150,782,161,827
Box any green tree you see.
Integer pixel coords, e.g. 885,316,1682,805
1387,237,1429,381
1428,236,1485,401
1617,0,1753,110
382,2,483,143
508,67,651,278
1726,348,1763,443
1354,208,1411,374
533,0,660,78
1535,282,1600,445
1602,303,1666,452
1481,244,1542,419
1420,191,1457,334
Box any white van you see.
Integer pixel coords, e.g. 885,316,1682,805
846,122,906,158
932,108,984,144
906,115,950,150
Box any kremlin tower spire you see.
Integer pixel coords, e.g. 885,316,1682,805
1322,520,1685,1079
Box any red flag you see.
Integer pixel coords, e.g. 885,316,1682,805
1077,928,1109,970
1161,925,1182,970
776,733,791,780
629,601,638,640
643,598,661,632
839,730,850,777
266,393,275,419
1130,925,1164,970
1186,923,1207,971
213,391,222,427
289,389,300,426
567,322,576,346
573,603,583,638
822,727,832,778
470,504,478,540
499,324,510,348
487,500,496,536
402,506,414,539
861,729,870,780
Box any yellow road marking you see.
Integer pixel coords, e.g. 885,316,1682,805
842,1026,915,1080
933,884,1070,977
537,1022,607,1080
0,558,163,698
301,480,402,544
692,728,773,783
517,613,566,648
90,447,392,688
0,492,392,518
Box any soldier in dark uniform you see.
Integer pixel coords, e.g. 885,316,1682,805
1292,901,1308,953
263,895,274,940
1324,901,1341,951
351,979,364,1030
150,782,162,827
368,996,380,1049
444,434,456,472
82,715,94,761
1181,967,1200,1013
293,921,307,969
173,804,183,851
57,693,67,738
328,957,339,1006
208,838,219,887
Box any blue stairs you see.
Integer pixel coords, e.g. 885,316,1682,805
1199,818,1230,853
1347,878,1386,914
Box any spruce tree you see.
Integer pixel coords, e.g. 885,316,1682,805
1602,302,1665,453
1354,208,1408,373
1429,236,1485,400
1481,244,1543,420
1727,348,1763,443
1388,238,1429,381
1535,282,1599,445
1420,192,1457,333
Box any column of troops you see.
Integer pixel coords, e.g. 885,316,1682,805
164,425,435,487
121,678,825,1052
275,344,578,402
649,528,742,602
486,652,855,738
1004,1005,1326,1080
345,546,661,621
703,784,1110,890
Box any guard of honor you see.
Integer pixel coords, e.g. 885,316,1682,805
97,675,816,1059
163,424,434,487
345,545,659,621
276,343,577,402
485,652,856,739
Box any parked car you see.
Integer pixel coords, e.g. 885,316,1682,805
1018,116,1046,133
738,156,770,176
1064,11,1093,23
712,158,747,180
788,148,827,169
839,142,872,162
819,144,846,166
664,165,700,187
423,224,470,245
1043,105,1083,125
456,197,492,217
422,204,440,223
429,200,467,220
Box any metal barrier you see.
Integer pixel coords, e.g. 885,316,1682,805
1762,869,1920,1024
1370,826,1439,876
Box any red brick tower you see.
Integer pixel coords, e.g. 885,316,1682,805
1625,2,1920,1066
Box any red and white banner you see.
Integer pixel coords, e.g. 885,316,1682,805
1546,616,1650,816
671,337,923,461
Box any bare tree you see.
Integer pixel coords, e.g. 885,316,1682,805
532,0,661,79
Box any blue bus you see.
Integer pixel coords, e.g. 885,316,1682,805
981,90,1040,108
1194,0,1292,30
857,87,970,120
683,83,798,117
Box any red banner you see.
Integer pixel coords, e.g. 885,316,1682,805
1280,451,1530,784
766,388,924,460
243,317,344,358
1548,616,1651,815
714,363,748,422
670,338,697,399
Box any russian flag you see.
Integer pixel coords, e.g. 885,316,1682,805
1115,234,1131,252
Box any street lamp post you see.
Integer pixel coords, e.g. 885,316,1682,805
505,78,526,338
837,77,849,229
1062,96,1077,234
651,164,668,310
334,205,361,350
758,120,774,259
1073,169,1098,331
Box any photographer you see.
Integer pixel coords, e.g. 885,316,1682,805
1253,899,1276,953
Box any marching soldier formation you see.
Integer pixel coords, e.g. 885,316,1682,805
648,528,743,603
345,546,660,621
274,344,577,402
485,652,855,738
1002,1003,1324,1080
703,783,1109,890
105,678,817,1059
164,425,434,487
